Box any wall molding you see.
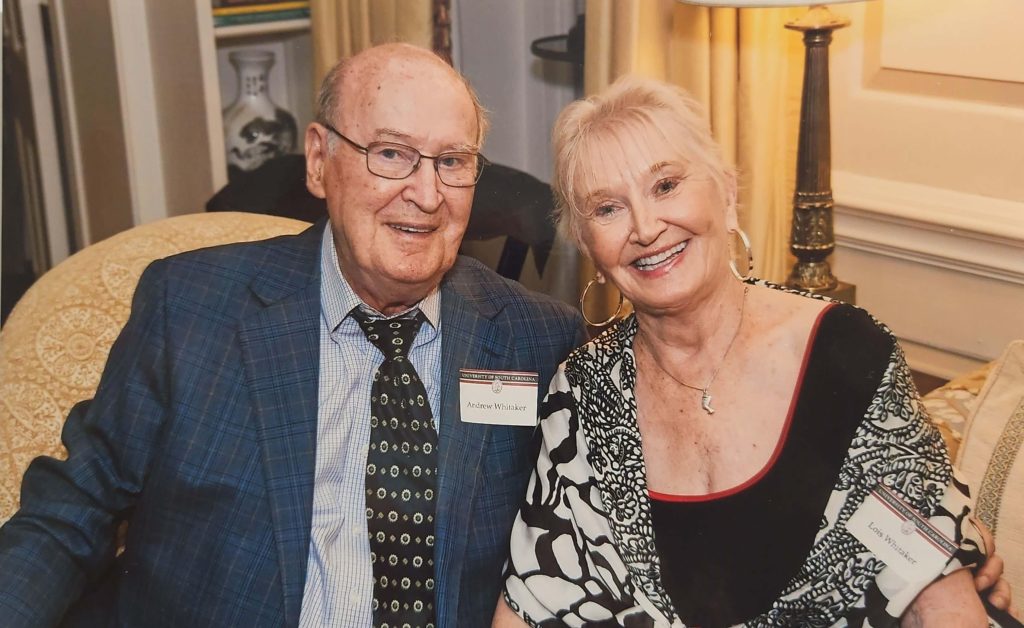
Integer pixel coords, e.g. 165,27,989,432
899,338,987,382
833,170,1024,285
832,170,1024,378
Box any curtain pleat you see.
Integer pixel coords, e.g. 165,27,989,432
581,0,802,320
310,0,433,99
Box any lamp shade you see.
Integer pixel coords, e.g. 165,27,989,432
677,0,863,6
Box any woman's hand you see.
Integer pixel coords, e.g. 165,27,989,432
492,596,530,628
902,569,988,628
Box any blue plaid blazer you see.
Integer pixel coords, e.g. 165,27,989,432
0,222,586,627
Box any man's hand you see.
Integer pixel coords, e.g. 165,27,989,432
903,569,988,628
974,519,1018,617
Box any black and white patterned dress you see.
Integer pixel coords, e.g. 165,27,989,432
503,284,991,628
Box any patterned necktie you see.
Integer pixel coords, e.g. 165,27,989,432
352,308,438,628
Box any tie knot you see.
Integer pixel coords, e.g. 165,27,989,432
352,308,425,360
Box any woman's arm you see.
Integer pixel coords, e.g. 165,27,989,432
501,364,647,625
492,597,530,628
902,569,987,628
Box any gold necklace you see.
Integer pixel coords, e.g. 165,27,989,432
641,285,748,415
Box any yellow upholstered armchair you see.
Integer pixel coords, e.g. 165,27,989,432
0,212,309,522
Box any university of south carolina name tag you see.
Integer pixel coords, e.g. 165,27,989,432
458,369,539,426
847,484,957,582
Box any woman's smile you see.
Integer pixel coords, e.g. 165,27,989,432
631,240,689,272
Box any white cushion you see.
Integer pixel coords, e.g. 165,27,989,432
955,339,1024,606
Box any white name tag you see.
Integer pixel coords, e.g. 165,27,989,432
847,484,957,583
458,369,539,426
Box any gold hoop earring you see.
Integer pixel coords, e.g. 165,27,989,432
579,274,624,327
729,228,754,281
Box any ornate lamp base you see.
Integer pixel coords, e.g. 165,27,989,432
783,5,856,305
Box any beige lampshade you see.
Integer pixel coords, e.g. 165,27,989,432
677,0,864,6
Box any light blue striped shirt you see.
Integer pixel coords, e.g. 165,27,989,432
298,225,442,627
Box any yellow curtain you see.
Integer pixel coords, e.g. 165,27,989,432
310,0,434,92
582,0,803,316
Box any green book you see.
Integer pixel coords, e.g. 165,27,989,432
213,8,309,27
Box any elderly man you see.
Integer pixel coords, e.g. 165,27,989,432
0,43,586,627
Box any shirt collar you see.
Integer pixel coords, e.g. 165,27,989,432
319,224,441,330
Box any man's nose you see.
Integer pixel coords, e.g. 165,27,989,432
402,159,444,212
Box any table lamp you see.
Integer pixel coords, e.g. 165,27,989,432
676,0,863,301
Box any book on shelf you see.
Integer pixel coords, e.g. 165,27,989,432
212,0,298,8
213,9,310,27
212,1,309,17
212,3,310,27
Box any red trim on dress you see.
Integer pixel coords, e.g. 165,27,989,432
648,302,836,503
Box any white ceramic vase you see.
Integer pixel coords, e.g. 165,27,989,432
222,50,298,172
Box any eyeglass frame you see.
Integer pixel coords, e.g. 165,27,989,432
320,122,489,188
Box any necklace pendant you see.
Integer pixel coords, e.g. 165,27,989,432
700,389,714,415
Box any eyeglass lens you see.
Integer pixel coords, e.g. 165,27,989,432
365,143,481,187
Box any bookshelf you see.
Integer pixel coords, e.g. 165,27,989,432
204,1,315,190
43,0,315,250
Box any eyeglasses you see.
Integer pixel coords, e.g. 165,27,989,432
322,122,488,188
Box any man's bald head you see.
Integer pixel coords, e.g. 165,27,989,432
315,43,489,147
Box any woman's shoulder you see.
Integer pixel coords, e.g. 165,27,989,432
745,281,897,402
752,279,894,351
567,313,638,364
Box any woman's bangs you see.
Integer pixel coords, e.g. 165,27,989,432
571,117,667,209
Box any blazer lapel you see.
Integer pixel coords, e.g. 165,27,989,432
433,261,513,625
237,225,323,627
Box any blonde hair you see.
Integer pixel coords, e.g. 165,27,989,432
552,75,733,250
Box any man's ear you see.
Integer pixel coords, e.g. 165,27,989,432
305,123,328,199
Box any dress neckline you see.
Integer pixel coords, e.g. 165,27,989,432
647,301,836,502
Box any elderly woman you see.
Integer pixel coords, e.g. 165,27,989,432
493,76,1013,627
